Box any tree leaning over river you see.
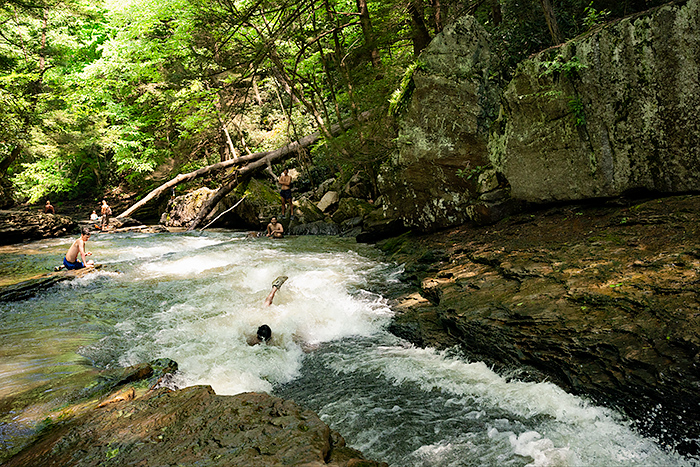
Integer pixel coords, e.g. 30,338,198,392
119,111,370,227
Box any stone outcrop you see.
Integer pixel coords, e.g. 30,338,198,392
331,198,375,224
490,0,700,203
378,0,700,231
1,360,386,467
378,15,501,232
384,194,700,455
0,210,76,245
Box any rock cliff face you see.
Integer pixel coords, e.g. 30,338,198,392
378,15,503,232
379,0,700,230
491,0,700,203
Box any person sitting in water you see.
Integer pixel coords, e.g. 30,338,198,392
263,275,287,307
266,217,284,238
247,324,273,346
63,227,95,270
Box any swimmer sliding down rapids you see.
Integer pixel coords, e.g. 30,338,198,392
248,276,288,346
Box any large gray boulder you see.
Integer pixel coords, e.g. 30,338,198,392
378,15,501,232
378,1,700,230
490,0,700,202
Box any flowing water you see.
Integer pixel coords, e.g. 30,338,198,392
0,231,696,466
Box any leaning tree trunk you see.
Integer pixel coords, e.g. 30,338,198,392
117,152,270,219
187,132,322,230
187,110,372,230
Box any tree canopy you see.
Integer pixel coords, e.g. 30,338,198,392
0,0,667,206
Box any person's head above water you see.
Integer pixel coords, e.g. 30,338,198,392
257,324,272,342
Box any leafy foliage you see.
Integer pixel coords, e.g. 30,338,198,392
0,0,671,204
388,61,424,117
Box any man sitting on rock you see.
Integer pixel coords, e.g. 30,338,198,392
63,227,95,270
266,217,284,238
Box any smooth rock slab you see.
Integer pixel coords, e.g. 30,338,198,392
4,384,385,467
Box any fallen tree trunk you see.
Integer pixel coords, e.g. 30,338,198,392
117,151,271,219
187,110,373,230
187,131,322,230
120,110,372,225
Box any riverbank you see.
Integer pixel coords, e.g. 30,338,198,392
1,359,386,466
382,193,700,455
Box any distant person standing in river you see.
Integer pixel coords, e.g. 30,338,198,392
62,227,94,270
278,168,293,218
100,200,111,231
44,200,55,214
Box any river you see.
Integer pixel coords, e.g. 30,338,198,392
0,230,696,466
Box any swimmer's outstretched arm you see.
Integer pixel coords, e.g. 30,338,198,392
263,275,288,307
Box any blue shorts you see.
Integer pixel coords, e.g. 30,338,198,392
63,257,85,270
280,189,292,200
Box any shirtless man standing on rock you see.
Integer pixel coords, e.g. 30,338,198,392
63,227,95,270
278,168,293,218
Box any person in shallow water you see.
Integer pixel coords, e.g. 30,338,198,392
266,217,284,238
63,227,95,270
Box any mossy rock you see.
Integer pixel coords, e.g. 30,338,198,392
295,197,326,223
331,198,375,224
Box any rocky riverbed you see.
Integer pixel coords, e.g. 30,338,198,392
383,193,700,455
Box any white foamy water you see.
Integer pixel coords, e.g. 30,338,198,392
1,231,697,466
292,339,693,466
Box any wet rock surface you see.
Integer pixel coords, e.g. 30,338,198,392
384,194,700,454
0,210,76,245
0,265,102,301
1,360,386,467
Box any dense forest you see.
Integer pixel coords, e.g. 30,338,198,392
0,0,667,209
